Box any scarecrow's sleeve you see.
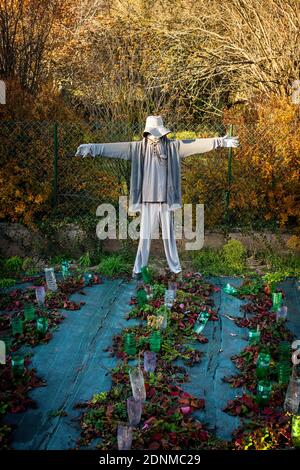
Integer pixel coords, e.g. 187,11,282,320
75,142,135,160
178,138,223,158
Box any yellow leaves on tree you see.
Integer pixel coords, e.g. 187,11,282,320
182,94,299,228
223,95,300,228
0,164,51,226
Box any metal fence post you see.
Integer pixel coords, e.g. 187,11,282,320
52,122,58,208
225,123,234,224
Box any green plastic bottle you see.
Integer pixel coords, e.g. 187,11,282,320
12,318,23,336
36,317,49,336
256,380,272,406
137,288,148,307
24,304,36,321
124,333,137,356
149,331,161,352
141,266,151,284
256,352,271,379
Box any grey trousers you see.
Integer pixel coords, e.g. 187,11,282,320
133,203,181,274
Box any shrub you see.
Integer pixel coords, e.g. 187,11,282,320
22,257,39,275
221,239,246,273
191,241,247,276
0,278,16,289
191,248,227,276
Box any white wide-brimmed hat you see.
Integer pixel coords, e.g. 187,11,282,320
143,115,171,138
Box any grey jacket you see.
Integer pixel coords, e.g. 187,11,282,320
76,137,222,212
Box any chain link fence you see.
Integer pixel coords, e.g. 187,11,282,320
0,119,299,229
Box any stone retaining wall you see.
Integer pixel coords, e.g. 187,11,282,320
0,222,296,259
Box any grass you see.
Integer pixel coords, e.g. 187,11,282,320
190,245,300,278
255,251,300,277
97,253,132,277
191,248,248,276
191,239,249,276
1,239,298,282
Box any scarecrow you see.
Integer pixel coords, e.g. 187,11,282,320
76,116,239,277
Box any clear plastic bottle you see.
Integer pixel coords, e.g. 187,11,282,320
284,367,300,414
129,367,146,402
44,267,57,292
164,289,175,308
35,286,46,305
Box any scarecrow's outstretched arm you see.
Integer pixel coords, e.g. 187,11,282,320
178,135,239,158
75,142,135,160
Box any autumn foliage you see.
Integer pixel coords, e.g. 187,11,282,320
183,95,300,228
0,0,299,230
